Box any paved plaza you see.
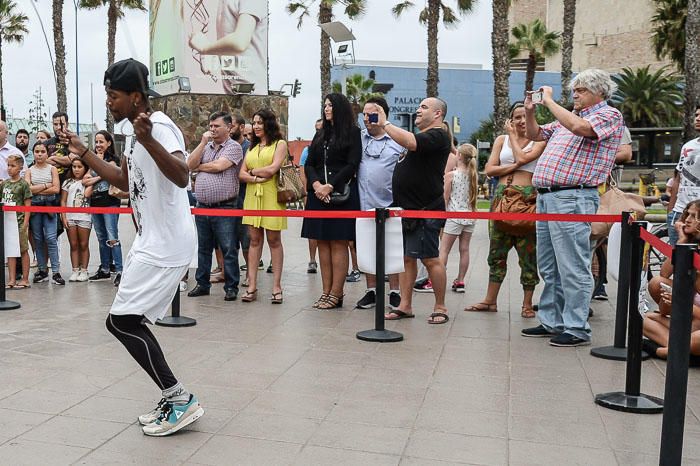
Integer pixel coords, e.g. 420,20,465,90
1,216,700,465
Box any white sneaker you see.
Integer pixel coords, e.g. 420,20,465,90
68,270,79,282
179,280,187,292
142,395,204,436
138,398,167,426
77,270,89,282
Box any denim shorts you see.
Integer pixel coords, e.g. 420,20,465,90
402,218,444,259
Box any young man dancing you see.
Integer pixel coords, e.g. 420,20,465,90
60,58,203,436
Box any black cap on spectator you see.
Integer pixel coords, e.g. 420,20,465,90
103,58,160,97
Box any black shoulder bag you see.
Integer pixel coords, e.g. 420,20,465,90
324,143,351,205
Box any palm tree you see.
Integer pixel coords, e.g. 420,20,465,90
331,73,384,113
0,0,28,117
79,0,146,130
651,0,687,71
287,0,366,99
560,0,576,106
685,0,700,139
611,66,684,128
52,0,68,113
509,19,561,92
392,0,477,97
491,0,510,133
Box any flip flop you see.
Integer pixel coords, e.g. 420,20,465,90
428,312,449,324
4,284,14,289
385,310,415,320
464,302,498,313
521,307,537,318
13,284,30,289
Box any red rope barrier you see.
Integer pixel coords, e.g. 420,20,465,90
2,205,621,223
640,227,674,258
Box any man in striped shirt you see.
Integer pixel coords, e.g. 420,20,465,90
521,69,624,347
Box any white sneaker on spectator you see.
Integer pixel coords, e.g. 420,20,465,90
68,269,79,282
179,280,187,292
77,270,89,282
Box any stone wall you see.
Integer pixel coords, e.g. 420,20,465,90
151,94,289,151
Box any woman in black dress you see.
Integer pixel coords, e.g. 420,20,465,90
301,93,362,309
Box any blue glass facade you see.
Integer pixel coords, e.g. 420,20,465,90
332,65,562,141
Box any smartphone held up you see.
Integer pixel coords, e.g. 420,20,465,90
529,90,543,105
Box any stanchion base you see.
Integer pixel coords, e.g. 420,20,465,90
156,316,197,327
594,391,663,413
590,345,650,361
356,329,403,342
0,299,20,311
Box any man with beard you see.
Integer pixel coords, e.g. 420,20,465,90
15,129,31,167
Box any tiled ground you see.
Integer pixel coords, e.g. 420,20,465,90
0,217,698,465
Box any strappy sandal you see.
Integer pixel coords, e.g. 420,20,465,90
317,293,344,310
428,312,449,324
241,289,257,303
313,293,330,308
521,306,537,318
464,302,498,313
271,291,283,304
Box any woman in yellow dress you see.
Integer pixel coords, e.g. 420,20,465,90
238,109,288,303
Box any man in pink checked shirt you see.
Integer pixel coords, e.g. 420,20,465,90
520,69,624,347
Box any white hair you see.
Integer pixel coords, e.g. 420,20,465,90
569,69,618,100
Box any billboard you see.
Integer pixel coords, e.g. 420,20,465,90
149,0,268,96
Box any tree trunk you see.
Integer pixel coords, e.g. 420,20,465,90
685,0,700,140
318,3,332,99
106,0,118,132
53,0,68,113
491,0,510,134
0,36,4,119
426,0,440,97
560,0,576,106
525,53,537,91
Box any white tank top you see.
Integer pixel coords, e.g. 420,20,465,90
447,170,473,212
499,136,538,173
29,164,53,185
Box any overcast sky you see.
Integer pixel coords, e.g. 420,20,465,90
8,0,492,139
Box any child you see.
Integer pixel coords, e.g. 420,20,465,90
439,143,478,293
2,154,32,288
61,158,92,282
26,141,63,285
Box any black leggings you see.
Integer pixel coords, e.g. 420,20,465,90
105,314,177,390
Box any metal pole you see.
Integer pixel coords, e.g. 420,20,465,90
156,285,196,327
0,203,21,311
591,212,648,360
357,208,403,342
594,221,663,413
659,243,697,466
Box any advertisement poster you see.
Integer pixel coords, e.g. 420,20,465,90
149,0,268,96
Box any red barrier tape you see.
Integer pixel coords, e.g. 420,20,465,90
2,205,621,223
640,227,674,258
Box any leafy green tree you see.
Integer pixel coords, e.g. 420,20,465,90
80,0,146,131
392,0,477,97
331,73,384,113
0,0,28,117
28,87,48,132
287,0,366,98
651,0,687,70
611,66,684,128
509,19,561,92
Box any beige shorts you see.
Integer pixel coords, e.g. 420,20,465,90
443,218,475,236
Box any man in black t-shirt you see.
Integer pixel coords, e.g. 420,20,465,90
369,97,452,325
45,112,77,183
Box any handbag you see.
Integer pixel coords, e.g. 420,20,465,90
591,181,646,240
492,176,537,236
323,144,350,205
276,155,306,204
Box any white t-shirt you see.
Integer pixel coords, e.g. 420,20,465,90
125,112,195,267
674,138,700,214
62,178,91,222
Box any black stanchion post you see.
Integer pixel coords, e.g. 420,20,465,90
357,208,403,343
591,211,648,360
594,221,663,413
156,285,196,327
659,243,697,466
0,203,21,311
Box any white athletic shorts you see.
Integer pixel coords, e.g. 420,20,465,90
443,218,475,236
110,251,188,324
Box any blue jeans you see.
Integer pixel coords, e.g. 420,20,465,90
30,213,59,273
92,213,123,272
536,189,599,341
195,204,239,292
668,211,680,247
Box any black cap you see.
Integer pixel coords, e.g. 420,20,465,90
103,58,160,97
